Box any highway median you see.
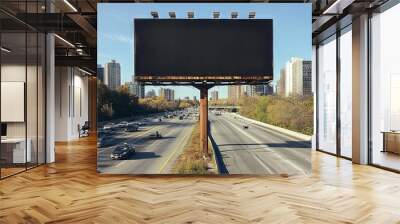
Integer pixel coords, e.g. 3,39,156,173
172,123,218,174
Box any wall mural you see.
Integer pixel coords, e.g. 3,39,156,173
97,3,312,175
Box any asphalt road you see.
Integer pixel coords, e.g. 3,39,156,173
209,112,311,175
97,117,195,174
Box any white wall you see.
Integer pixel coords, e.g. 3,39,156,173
54,67,89,141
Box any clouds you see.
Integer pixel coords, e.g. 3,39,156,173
101,33,133,45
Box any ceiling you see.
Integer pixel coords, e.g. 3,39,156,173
0,0,391,74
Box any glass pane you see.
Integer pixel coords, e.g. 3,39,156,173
371,4,400,171
340,27,352,158
27,31,38,169
318,35,337,154
38,33,45,165
1,31,27,177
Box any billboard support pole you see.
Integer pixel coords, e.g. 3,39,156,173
199,86,209,158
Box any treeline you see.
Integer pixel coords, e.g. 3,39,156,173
239,95,313,135
97,82,196,122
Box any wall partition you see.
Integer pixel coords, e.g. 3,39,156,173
370,2,400,171
0,3,46,179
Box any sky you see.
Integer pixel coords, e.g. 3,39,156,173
98,3,311,99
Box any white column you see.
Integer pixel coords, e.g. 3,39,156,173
46,33,55,163
352,14,369,164
312,45,317,150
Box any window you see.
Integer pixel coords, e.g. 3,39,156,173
339,26,352,158
370,3,400,171
317,35,337,154
0,2,46,179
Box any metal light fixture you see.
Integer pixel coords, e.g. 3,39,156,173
187,11,194,19
63,0,78,12
78,67,93,76
231,12,238,19
1,47,11,53
169,12,176,18
151,11,159,18
54,34,75,48
213,12,220,19
322,0,355,15
249,12,256,19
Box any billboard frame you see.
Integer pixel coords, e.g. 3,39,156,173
134,18,273,85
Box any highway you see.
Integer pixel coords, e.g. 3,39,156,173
97,116,195,174
209,112,311,175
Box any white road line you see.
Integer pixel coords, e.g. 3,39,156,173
158,122,194,174
225,116,307,175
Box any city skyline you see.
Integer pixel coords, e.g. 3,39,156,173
98,3,311,99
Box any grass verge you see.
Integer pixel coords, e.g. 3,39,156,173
172,123,216,174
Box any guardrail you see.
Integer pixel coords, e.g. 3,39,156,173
230,113,312,141
208,135,229,175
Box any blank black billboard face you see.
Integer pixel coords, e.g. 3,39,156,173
134,19,273,79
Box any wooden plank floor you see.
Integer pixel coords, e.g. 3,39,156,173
1,136,400,224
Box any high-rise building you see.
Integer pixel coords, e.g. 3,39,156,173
228,85,244,103
146,89,156,98
158,88,175,101
242,84,273,96
129,76,145,98
277,68,286,96
282,58,312,96
285,59,294,96
210,90,219,101
126,81,145,98
104,59,121,90
302,61,312,96
97,64,104,83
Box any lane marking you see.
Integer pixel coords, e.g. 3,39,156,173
225,114,311,162
222,115,307,175
158,121,195,174
99,121,177,172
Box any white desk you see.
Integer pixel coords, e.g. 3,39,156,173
1,138,31,163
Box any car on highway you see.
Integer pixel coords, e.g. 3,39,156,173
116,121,128,129
243,124,249,129
103,123,114,130
149,131,162,139
110,143,135,160
125,123,139,132
97,137,115,148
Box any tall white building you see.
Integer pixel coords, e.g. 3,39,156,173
283,57,312,96
104,59,121,90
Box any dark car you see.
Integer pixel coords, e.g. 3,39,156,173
149,131,162,139
110,143,135,160
243,124,249,129
125,124,139,132
97,138,114,148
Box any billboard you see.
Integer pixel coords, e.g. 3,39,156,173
134,19,273,84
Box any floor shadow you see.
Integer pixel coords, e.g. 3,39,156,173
209,134,229,175
128,151,160,160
